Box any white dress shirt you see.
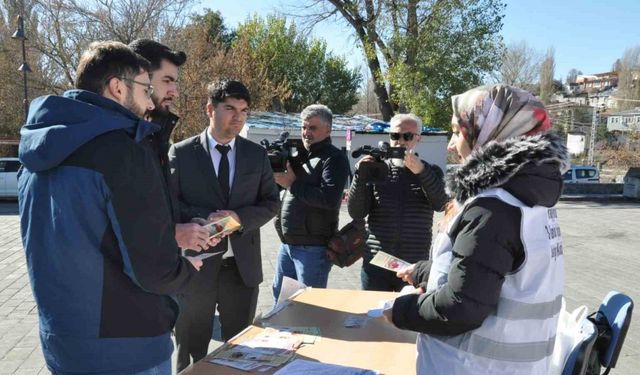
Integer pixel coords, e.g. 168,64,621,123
206,131,237,258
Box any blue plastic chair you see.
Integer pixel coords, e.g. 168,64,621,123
562,319,598,375
591,291,634,374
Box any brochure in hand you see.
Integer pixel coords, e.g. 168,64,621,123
204,215,241,239
369,250,411,272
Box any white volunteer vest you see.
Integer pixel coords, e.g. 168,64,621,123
418,188,564,375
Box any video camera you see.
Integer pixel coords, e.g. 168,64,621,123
351,141,406,183
351,141,406,160
260,131,307,173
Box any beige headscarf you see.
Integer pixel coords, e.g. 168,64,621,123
451,84,552,150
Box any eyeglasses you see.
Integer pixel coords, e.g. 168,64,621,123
390,132,417,141
120,77,154,98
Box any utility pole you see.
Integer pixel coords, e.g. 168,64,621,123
12,13,31,122
570,109,574,133
587,106,598,165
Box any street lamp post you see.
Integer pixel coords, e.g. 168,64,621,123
12,14,32,122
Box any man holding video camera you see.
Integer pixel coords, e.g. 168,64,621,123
272,104,350,303
348,113,448,292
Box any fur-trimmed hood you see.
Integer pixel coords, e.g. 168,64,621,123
446,132,570,206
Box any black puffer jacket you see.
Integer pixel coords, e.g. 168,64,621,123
275,137,350,245
392,133,569,335
347,160,448,263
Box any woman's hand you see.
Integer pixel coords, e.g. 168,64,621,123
396,263,417,284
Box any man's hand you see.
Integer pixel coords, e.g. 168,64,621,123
207,210,242,234
274,162,296,188
355,155,376,171
185,256,203,271
207,236,222,247
404,149,425,174
396,263,417,284
175,223,210,251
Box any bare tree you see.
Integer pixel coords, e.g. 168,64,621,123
27,0,196,90
350,76,381,117
71,0,195,44
172,21,291,142
539,47,555,104
492,40,540,90
292,0,504,123
614,46,640,111
565,68,582,84
0,6,25,135
0,0,47,135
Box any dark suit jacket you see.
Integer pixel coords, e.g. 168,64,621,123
168,130,279,287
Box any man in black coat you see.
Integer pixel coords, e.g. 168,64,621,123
272,104,350,303
129,39,211,252
348,113,448,292
169,80,279,371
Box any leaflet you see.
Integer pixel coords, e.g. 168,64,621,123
274,359,378,375
204,215,241,239
190,250,226,261
208,328,301,371
369,251,411,272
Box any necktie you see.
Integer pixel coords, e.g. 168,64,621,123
215,144,230,199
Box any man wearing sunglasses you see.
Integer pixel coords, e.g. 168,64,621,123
348,113,448,292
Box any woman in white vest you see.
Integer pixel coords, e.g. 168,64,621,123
384,84,570,375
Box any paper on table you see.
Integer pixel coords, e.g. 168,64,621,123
274,359,378,375
213,345,295,366
263,325,321,344
241,328,302,353
277,276,307,305
259,279,307,321
367,299,394,318
369,250,411,272
261,301,290,320
343,314,371,328
208,358,266,371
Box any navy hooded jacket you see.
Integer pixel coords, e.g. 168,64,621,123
18,90,196,374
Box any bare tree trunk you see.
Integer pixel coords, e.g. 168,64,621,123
405,0,418,68
539,47,555,104
366,51,393,121
327,0,393,121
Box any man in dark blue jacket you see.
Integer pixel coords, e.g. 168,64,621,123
18,41,202,375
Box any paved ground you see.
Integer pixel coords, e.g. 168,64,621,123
0,199,638,374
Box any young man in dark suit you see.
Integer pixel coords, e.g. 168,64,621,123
169,80,279,371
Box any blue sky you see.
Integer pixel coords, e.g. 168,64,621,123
198,0,640,80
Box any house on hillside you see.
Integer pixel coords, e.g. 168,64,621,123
572,72,618,93
554,72,619,110
607,109,640,132
606,109,640,151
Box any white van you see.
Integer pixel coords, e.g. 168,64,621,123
0,157,21,198
563,165,599,183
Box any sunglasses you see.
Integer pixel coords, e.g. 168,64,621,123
390,132,417,141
